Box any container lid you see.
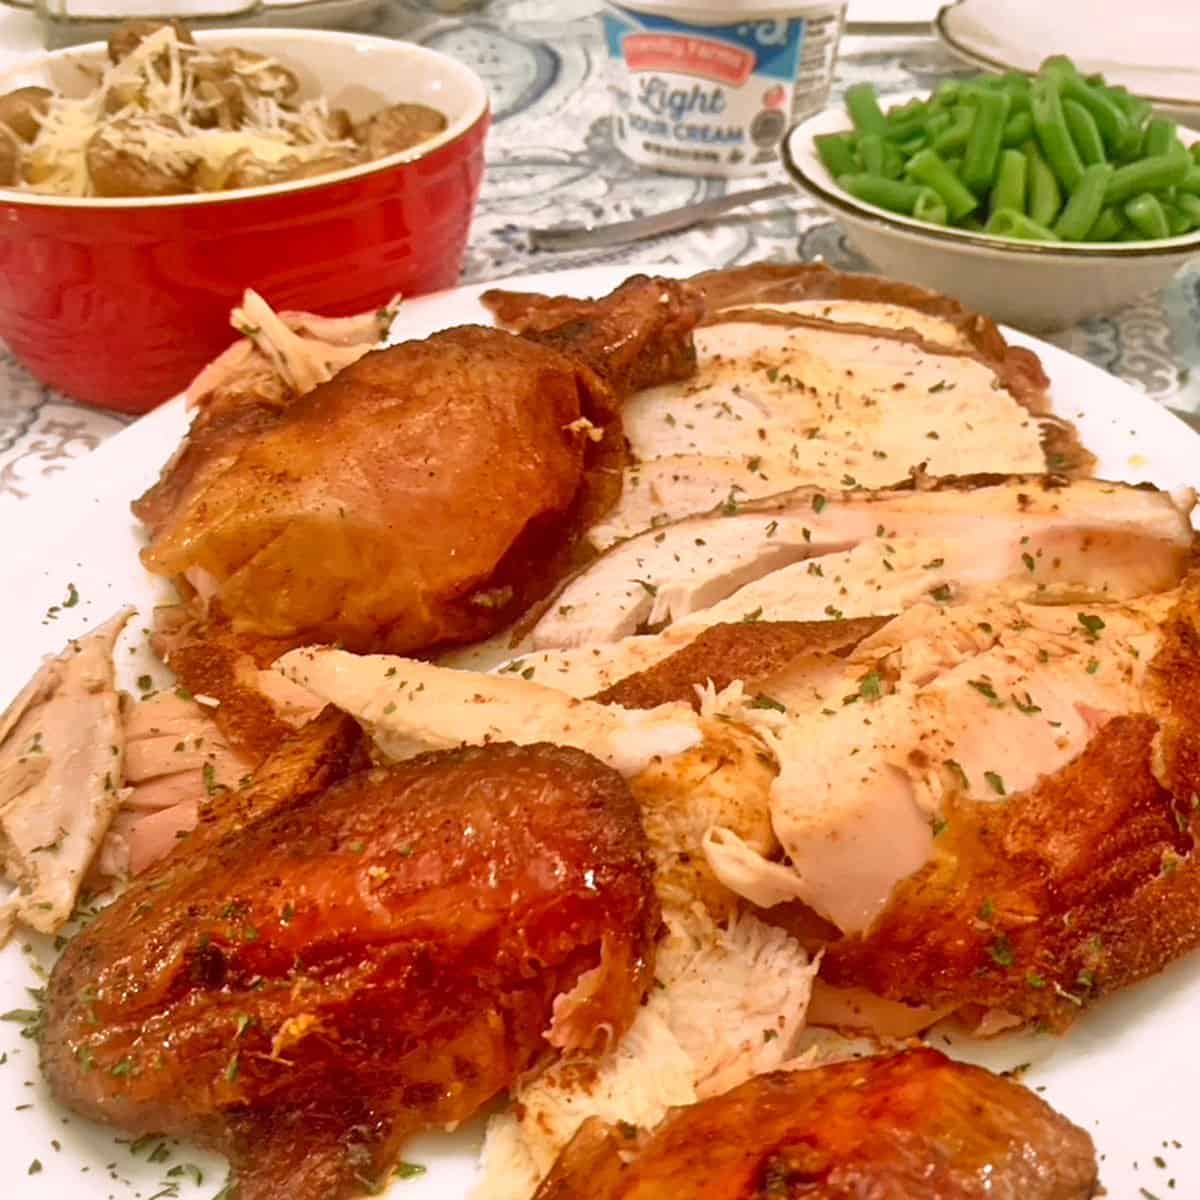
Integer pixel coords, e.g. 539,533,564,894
609,0,846,21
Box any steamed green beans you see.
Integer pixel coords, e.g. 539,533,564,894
823,54,1197,243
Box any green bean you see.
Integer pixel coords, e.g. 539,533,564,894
931,80,962,109
845,83,888,136
858,132,886,176
989,148,1027,216
896,134,927,157
1105,150,1190,203
1178,165,1200,194
905,147,979,218
1060,77,1133,157
1001,110,1033,147
1124,192,1169,239
1142,117,1181,158
1031,77,1085,190
913,187,949,225
1084,205,1124,241
1053,162,1113,240
1024,140,1062,226
1192,142,1200,166
838,173,926,214
1176,192,1200,225
1160,200,1192,235
927,109,953,138
880,140,906,179
959,215,986,232
986,207,1061,241
932,105,975,155
815,133,859,179
884,99,929,142
1063,99,1105,165
962,88,1010,192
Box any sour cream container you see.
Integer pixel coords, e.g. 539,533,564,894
603,0,847,177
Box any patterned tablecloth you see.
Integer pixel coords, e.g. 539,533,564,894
1,0,1197,507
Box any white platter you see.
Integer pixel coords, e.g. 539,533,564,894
1,264,1198,1200
936,0,1200,115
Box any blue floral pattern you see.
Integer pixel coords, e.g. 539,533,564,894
1,3,1195,505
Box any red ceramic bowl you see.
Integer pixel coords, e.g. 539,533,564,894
0,30,490,413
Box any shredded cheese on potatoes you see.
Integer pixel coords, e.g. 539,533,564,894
22,27,354,197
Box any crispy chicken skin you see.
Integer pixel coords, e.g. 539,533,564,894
592,618,888,709
41,742,660,1200
134,277,701,658
821,580,1200,1030
534,1049,1098,1200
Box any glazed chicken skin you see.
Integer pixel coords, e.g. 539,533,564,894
534,1049,1098,1200
41,742,659,1200
134,276,701,658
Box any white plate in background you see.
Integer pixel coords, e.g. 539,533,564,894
937,0,1200,111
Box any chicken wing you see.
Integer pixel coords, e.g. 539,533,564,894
533,1049,1098,1200
41,742,660,1200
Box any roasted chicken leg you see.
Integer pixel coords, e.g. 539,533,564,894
134,276,701,658
41,742,659,1200
533,1048,1098,1200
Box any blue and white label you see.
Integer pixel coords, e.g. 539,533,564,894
604,4,819,175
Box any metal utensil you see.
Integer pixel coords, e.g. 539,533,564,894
529,182,794,253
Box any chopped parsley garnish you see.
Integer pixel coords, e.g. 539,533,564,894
630,578,658,596
930,584,952,603
967,678,1002,706
1012,692,1041,714
394,1163,427,1181
765,520,779,537
1086,657,1100,674
749,694,786,713
1077,612,1106,638
984,770,1007,796
857,672,882,701
742,607,763,623
931,816,949,837
978,897,994,921
922,557,944,569
62,583,79,608
811,493,827,514
1026,973,1046,989
944,759,968,789
988,934,1015,967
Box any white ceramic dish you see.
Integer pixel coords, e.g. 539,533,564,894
936,0,1200,115
1,264,1199,1200
782,96,1200,332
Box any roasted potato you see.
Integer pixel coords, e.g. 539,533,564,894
107,19,194,66
217,48,298,102
355,102,447,159
0,86,51,143
0,124,19,187
188,65,246,130
86,120,196,197
220,147,364,190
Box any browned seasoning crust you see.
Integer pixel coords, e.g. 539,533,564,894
593,617,888,710
821,575,1200,1031
533,1048,1098,1200
41,742,660,1200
